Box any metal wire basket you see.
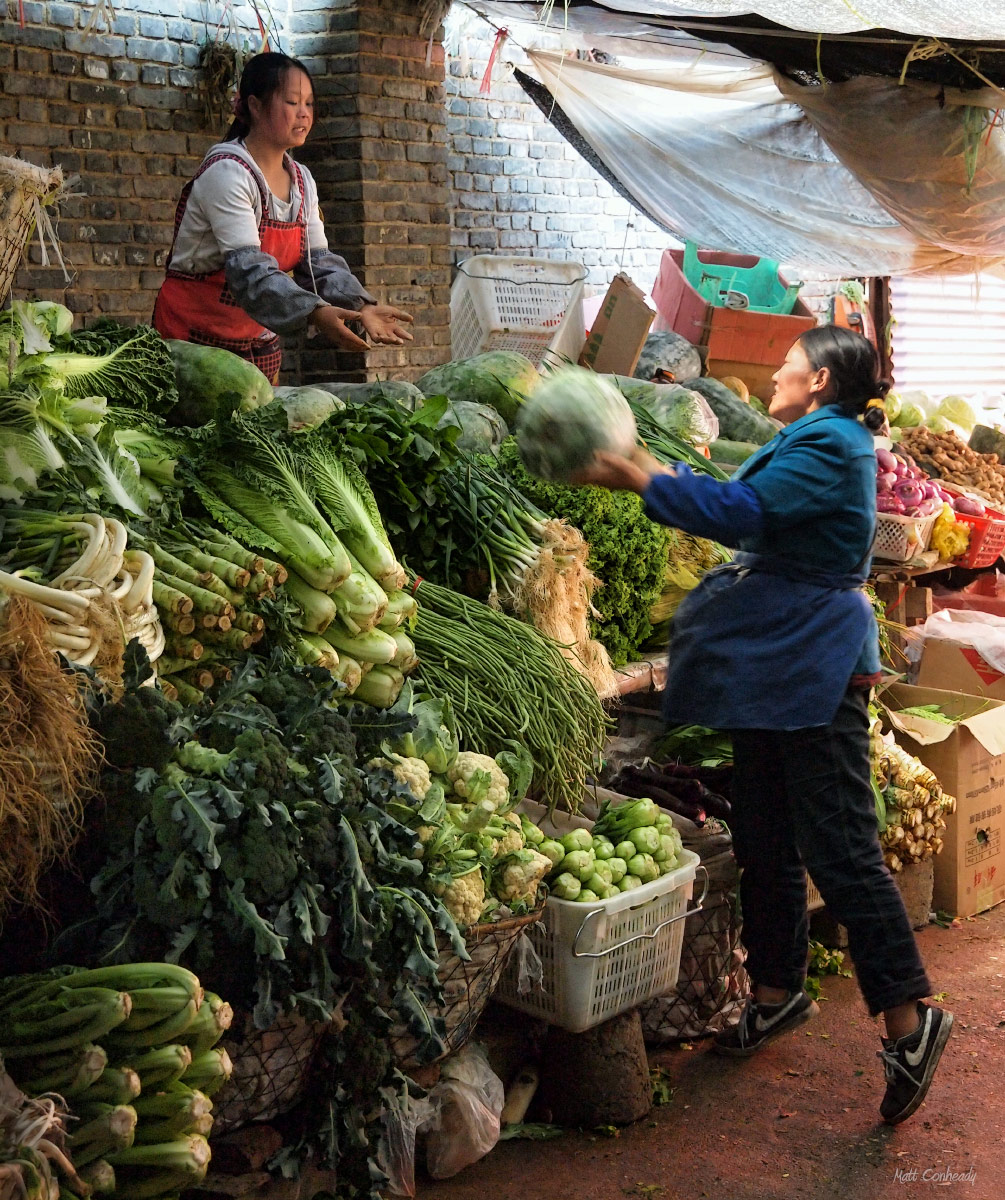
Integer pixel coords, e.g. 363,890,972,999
210,1010,330,1136
0,156,65,305
390,906,546,1070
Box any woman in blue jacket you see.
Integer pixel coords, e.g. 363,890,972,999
576,325,951,1125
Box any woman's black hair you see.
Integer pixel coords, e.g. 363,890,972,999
225,52,314,142
798,324,890,433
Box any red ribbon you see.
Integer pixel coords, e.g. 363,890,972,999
410,575,424,596
479,28,508,96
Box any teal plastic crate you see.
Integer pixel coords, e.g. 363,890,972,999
683,242,801,316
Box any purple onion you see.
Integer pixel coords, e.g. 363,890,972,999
876,448,898,472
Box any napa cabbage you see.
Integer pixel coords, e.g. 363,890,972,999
936,395,977,435
515,366,637,482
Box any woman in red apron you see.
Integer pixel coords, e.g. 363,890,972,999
153,52,412,382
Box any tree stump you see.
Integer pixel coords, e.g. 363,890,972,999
538,1009,652,1126
895,858,935,930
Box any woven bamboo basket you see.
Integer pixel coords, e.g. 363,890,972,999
0,156,64,305
390,906,545,1070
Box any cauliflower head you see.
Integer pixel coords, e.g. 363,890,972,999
437,868,486,927
447,752,509,812
492,812,525,858
494,848,551,907
367,754,432,801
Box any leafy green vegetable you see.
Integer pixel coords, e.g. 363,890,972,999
498,439,674,664
42,322,178,413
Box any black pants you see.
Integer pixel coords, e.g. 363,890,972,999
729,687,931,1017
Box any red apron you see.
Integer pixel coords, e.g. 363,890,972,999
153,152,307,382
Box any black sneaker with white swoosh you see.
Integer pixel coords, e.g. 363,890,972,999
878,1002,954,1124
712,989,819,1057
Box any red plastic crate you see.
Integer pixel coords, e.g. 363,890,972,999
651,248,816,370
953,507,1005,569
941,488,1005,568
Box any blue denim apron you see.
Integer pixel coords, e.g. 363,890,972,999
661,549,877,731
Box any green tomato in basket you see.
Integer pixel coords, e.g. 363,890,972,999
591,859,614,886
592,835,616,860
549,872,582,901
618,874,643,893
607,856,627,884
628,825,662,856
615,840,636,862
560,828,593,854
627,853,659,884
577,888,600,904
659,855,679,875
561,849,595,881
539,839,565,870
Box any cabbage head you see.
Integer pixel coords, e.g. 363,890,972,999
884,392,902,423
936,395,977,434
515,366,637,482
437,400,508,454
892,403,925,429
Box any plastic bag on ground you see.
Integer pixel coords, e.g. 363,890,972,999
377,1086,437,1198
511,929,544,996
424,1042,505,1179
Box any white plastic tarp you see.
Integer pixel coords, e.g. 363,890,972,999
775,75,1005,258
578,1,1005,39
525,48,996,274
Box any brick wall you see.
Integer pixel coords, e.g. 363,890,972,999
2,0,451,381
444,7,670,298
288,0,452,382
2,1,228,322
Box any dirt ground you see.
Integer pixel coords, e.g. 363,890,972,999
416,904,1005,1200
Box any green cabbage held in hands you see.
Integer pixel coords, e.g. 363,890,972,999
515,365,637,482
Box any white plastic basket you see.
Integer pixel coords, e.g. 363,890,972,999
450,254,587,370
495,801,705,1033
807,874,825,913
872,510,939,563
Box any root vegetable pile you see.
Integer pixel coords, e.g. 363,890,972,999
897,427,1005,507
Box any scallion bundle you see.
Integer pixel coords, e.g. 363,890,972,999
409,577,611,812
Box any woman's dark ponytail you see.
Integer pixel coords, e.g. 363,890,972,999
224,52,314,141
798,324,890,433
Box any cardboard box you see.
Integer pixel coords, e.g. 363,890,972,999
882,683,1005,918
916,637,1005,702
578,273,654,377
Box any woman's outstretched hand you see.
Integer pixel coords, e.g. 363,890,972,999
569,447,670,493
310,305,372,352
359,304,415,345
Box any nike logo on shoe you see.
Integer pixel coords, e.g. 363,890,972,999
904,1009,933,1068
753,994,803,1034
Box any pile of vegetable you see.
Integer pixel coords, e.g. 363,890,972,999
646,531,731,648
409,578,610,812
371,692,553,926
896,426,1005,508
498,440,674,664
0,509,162,677
0,594,100,925
541,797,685,904
885,389,978,438
0,964,229,1200
50,648,476,1195
1,1056,83,1200
874,447,945,520
870,711,955,872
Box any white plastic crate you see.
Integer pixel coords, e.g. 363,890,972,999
807,874,825,913
495,801,704,1033
450,254,587,370
872,510,938,563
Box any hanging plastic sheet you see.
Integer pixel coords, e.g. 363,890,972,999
524,48,972,274
775,74,1005,257
526,1,1005,39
